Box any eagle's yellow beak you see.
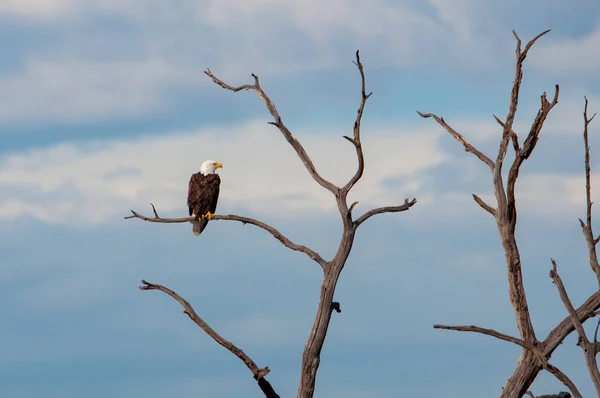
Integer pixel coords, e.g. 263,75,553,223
215,162,223,168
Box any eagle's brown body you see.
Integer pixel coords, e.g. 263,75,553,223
187,172,221,236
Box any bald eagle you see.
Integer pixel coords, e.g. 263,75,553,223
188,160,222,236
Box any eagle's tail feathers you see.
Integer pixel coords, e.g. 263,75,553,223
192,219,208,236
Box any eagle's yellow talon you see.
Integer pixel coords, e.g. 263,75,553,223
205,212,215,221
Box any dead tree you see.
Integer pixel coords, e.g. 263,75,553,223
420,30,600,397
549,97,600,394
125,51,416,398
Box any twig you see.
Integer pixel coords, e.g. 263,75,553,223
472,194,496,216
417,111,495,170
150,203,160,218
126,206,326,268
140,280,279,398
493,114,521,153
204,69,338,195
550,260,600,392
354,198,417,226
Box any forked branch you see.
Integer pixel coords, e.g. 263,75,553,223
505,85,560,208
343,50,373,193
203,69,338,195
125,206,326,268
140,280,279,398
496,29,551,166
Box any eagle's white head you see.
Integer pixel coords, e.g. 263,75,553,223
200,160,223,176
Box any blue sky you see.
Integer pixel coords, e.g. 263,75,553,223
1,1,600,397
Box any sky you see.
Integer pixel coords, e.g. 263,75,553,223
1,1,600,397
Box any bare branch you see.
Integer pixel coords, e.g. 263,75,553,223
140,280,279,398
472,194,496,216
126,206,326,268
417,111,495,170
354,198,417,227
343,50,373,193
550,260,600,392
204,69,338,195
584,96,597,229
525,392,536,398
434,324,533,352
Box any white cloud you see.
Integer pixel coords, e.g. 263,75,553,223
0,0,70,18
0,120,447,225
0,57,202,123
